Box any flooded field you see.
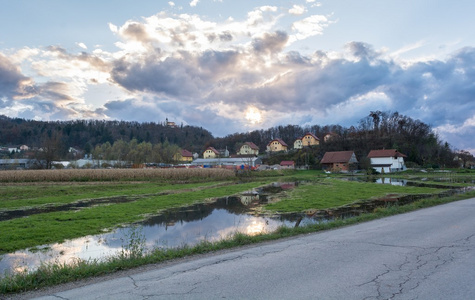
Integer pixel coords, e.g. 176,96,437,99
0,178,472,275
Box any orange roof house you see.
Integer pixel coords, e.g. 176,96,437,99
280,160,295,169
237,142,259,156
266,138,288,152
174,149,193,162
302,132,320,147
203,147,220,159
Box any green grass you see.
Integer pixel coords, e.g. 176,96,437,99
265,178,444,212
0,181,225,210
0,180,275,253
2,189,475,295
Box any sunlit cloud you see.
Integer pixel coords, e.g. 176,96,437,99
290,15,330,42
76,42,87,50
0,4,475,154
289,5,306,16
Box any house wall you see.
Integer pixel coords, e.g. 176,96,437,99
322,163,350,172
370,157,406,173
267,141,287,152
302,134,319,146
238,145,258,155
203,150,217,159
280,164,295,169
174,153,193,162
294,140,303,149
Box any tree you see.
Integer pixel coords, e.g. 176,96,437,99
36,131,64,169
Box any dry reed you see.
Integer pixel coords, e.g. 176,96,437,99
0,168,236,182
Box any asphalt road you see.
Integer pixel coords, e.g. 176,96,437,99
12,198,475,300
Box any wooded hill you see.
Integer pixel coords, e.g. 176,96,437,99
0,111,464,168
0,116,212,155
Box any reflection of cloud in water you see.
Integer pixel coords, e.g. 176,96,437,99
0,235,122,275
0,183,303,275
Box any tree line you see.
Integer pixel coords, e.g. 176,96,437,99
91,139,180,165
0,111,471,168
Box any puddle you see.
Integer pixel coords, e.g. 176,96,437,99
0,181,472,275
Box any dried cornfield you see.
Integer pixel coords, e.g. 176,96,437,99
0,168,236,182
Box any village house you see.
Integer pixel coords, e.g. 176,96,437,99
203,147,220,159
367,149,407,173
266,138,288,152
280,160,295,169
320,151,358,172
174,149,193,162
301,132,320,147
237,142,259,156
293,138,303,149
217,148,230,158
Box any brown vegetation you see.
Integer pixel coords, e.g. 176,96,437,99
0,168,236,182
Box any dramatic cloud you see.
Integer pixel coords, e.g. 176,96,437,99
0,53,33,99
1,5,475,153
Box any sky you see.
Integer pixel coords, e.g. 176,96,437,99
1,1,475,154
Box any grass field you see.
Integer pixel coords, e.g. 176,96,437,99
265,178,444,212
1,169,474,294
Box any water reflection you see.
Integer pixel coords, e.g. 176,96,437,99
0,183,301,275
0,180,469,276
374,178,408,186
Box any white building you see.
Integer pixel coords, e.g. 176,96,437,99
367,149,407,173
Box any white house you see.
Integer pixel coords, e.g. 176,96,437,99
367,149,407,173
293,138,303,149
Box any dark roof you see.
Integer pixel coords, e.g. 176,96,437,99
230,154,256,158
320,151,356,164
268,138,288,147
367,149,407,158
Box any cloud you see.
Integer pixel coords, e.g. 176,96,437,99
0,53,34,99
289,5,306,16
189,0,199,7
76,42,87,50
252,31,289,54
290,15,330,42
2,6,475,153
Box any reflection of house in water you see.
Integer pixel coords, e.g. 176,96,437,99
240,193,259,205
278,182,296,190
375,178,407,186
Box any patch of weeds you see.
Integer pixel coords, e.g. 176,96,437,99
119,226,146,260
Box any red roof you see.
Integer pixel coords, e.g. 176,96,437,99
268,138,288,147
367,149,407,158
320,151,356,164
280,160,295,166
205,147,220,155
303,132,320,140
181,149,193,157
244,142,259,150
